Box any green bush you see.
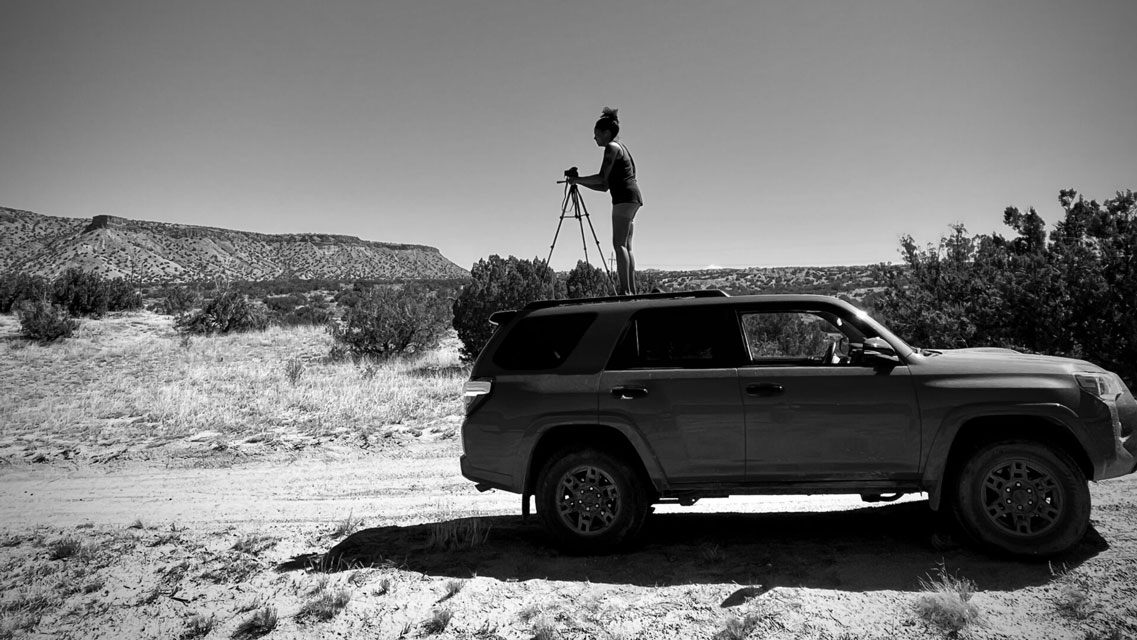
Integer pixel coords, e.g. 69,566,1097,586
0,273,50,313
876,188,1136,387
50,268,142,317
565,260,615,299
263,292,331,327
16,299,80,342
175,290,269,335
275,304,332,328
328,283,452,360
154,286,202,315
451,255,561,362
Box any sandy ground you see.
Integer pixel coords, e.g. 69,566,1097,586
2,440,1136,640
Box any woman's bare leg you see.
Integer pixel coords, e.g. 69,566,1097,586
612,204,640,295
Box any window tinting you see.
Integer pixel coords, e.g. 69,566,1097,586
607,307,742,369
493,313,596,371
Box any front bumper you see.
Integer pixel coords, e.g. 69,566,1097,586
1099,386,1137,479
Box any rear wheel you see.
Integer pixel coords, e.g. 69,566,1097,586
954,440,1089,557
535,447,648,554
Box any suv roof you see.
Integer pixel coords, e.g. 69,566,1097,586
491,291,870,325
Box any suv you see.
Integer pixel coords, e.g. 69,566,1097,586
459,291,1137,556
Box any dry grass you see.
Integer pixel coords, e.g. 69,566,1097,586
0,312,468,456
426,517,492,552
297,588,351,622
180,613,214,639
232,605,277,639
423,607,452,634
913,564,980,636
714,614,761,640
1051,562,1096,620
47,538,83,560
231,534,277,556
330,511,364,538
437,578,464,603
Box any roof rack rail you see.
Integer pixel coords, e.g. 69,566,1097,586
522,289,729,312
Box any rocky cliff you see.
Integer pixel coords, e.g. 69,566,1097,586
0,207,469,282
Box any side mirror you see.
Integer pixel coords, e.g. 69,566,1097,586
862,337,900,367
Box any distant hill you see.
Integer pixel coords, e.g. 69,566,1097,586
646,265,894,298
0,207,469,283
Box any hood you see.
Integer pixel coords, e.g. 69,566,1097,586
917,347,1104,374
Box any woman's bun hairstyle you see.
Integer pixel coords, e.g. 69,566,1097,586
595,106,621,136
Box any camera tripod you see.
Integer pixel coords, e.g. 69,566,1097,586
544,169,616,296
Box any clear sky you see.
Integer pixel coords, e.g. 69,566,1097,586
2,1,1134,271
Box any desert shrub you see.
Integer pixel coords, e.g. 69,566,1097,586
565,260,615,298
0,273,50,313
875,188,1136,386
328,283,451,360
16,300,79,342
263,293,306,313
52,268,109,317
103,276,143,311
155,286,201,315
452,255,562,362
50,268,142,317
265,292,332,327
175,290,268,335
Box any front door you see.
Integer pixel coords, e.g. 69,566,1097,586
736,309,921,481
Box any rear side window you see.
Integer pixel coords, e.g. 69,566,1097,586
493,312,597,371
607,307,744,369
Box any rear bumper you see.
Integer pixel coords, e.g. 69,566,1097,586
459,455,515,493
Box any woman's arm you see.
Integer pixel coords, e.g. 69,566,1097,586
570,144,617,191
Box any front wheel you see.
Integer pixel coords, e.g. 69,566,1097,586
954,441,1090,557
535,448,648,554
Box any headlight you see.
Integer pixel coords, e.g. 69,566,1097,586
1075,372,1124,399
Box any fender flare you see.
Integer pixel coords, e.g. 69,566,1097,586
922,402,1085,511
517,417,668,498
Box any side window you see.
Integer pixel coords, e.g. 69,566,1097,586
493,313,596,371
607,307,743,369
740,311,848,365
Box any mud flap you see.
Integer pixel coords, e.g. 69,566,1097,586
521,492,531,519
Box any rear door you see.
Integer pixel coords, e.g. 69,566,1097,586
598,305,748,483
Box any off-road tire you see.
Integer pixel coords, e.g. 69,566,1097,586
535,447,648,554
954,440,1090,557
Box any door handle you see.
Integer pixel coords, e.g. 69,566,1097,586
611,386,648,400
746,383,784,397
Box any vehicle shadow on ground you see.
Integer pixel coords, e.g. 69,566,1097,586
278,500,1108,592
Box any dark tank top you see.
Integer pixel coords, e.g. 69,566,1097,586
607,143,643,206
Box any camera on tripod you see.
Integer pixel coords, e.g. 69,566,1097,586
545,164,616,296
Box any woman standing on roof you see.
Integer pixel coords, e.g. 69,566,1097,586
568,107,643,296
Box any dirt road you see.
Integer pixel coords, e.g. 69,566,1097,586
2,441,1136,639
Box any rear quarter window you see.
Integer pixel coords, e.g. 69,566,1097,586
492,312,597,371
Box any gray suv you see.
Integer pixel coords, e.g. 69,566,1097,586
459,291,1137,556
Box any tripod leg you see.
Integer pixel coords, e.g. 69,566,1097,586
544,184,577,295
572,189,591,268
